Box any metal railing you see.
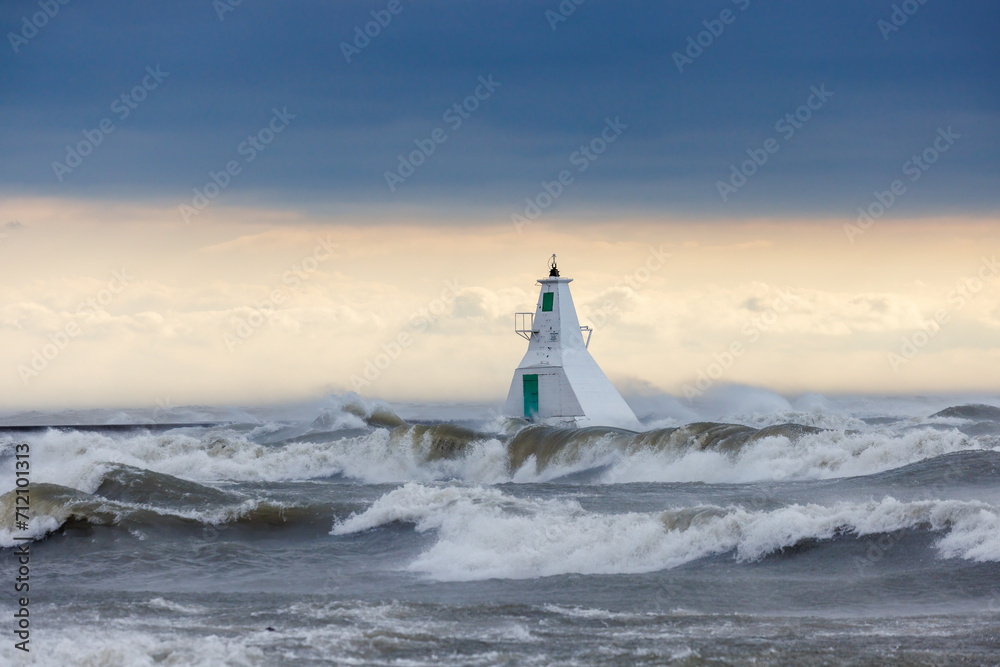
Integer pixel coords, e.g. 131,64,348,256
515,312,535,340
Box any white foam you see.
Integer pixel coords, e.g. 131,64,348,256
0,402,992,492
0,514,64,548
0,628,265,666
146,597,205,614
333,484,1000,581
0,426,510,493
935,505,1000,562
602,426,985,484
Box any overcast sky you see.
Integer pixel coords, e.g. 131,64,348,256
1,1,998,410
2,0,997,219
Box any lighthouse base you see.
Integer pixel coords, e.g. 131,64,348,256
503,363,641,432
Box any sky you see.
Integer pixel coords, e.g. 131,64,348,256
1,0,998,410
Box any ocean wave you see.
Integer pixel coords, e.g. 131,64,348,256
598,423,986,484
94,463,243,506
0,626,265,667
930,404,1000,422
0,466,335,547
332,483,1000,581
311,394,406,431
863,450,1000,486
498,421,987,484
0,421,514,491
2,396,994,489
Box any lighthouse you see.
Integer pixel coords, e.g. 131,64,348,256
502,256,642,430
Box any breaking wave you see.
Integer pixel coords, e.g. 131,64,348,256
332,483,1000,581
1,414,993,492
0,465,338,547
931,404,1000,422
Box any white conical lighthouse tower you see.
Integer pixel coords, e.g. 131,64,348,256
503,256,641,430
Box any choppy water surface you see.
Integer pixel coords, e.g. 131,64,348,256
2,393,999,665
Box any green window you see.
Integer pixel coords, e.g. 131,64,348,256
542,292,554,312
523,374,539,418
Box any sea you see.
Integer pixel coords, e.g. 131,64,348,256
2,389,999,665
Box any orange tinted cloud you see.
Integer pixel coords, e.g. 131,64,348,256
1,197,997,409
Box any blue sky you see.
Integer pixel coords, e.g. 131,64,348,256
3,0,998,220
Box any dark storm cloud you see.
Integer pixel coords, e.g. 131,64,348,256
1,0,997,219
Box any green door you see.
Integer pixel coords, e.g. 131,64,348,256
523,374,539,418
